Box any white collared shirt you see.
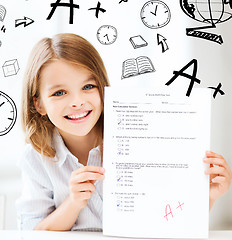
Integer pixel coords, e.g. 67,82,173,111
16,130,103,231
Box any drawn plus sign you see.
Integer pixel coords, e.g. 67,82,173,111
208,83,225,99
166,59,201,97
88,1,106,18
176,201,184,211
47,0,79,24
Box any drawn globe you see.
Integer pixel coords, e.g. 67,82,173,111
180,0,232,24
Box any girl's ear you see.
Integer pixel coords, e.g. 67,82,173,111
33,96,46,116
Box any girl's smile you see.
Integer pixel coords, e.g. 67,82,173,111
64,110,92,123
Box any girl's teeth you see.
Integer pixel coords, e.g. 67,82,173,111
68,111,89,119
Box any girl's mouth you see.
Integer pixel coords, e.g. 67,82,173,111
64,110,92,121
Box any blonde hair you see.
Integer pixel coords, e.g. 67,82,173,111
22,33,109,158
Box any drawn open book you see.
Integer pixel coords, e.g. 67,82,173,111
121,56,155,79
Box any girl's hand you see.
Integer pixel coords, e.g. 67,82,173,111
69,166,105,209
204,151,232,210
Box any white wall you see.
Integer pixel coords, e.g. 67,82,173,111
0,0,231,230
0,166,21,230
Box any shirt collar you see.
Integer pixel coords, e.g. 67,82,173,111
52,129,69,167
52,128,100,167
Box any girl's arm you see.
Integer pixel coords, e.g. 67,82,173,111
35,166,105,231
34,195,83,231
204,151,232,211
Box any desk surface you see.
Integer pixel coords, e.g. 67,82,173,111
0,231,232,240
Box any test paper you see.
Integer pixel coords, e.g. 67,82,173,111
103,87,211,239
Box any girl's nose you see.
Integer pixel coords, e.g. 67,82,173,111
71,103,84,108
70,93,85,108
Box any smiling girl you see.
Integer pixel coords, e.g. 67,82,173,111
16,33,231,232
16,33,109,231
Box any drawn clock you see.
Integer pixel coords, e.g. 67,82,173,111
140,0,171,29
0,91,17,136
97,25,117,45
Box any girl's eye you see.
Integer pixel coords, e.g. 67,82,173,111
53,90,66,96
83,84,96,90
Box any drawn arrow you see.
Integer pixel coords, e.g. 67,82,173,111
15,17,34,28
157,34,169,53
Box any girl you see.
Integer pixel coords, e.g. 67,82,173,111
16,33,232,231
17,33,109,231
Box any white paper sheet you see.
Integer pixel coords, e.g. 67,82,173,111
103,87,211,239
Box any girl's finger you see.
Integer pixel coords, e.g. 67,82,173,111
72,172,105,183
211,176,226,184
70,182,96,193
78,191,93,200
203,157,228,168
72,166,105,175
205,151,223,159
205,166,229,178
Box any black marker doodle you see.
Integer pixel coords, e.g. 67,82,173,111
157,34,168,52
2,59,20,77
224,0,232,8
129,35,148,49
122,56,155,79
0,91,17,136
141,0,171,29
0,40,2,47
97,25,117,45
15,17,34,28
119,0,128,3
208,83,225,99
47,0,79,24
1,25,6,33
0,5,6,22
165,59,201,97
180,0,232,44
88,2,106,18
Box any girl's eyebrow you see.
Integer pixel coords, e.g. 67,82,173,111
48,84,65,91
47,75,96,91
84,75,96,82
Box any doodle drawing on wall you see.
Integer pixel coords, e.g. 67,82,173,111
208,83,225,99
180,0,232,44
157,34,169,53
165,59,201,97
88,1,106,18
0,91,17,136
141,0,171,29
122,56,155,79
129,35,148,49
166,59,226,99
2,59,20,77
97,25,117,45
1,25,6,33
0,5,6,22
15,17,34,28
47,0,80,24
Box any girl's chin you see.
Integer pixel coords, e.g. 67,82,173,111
58,127,94,138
